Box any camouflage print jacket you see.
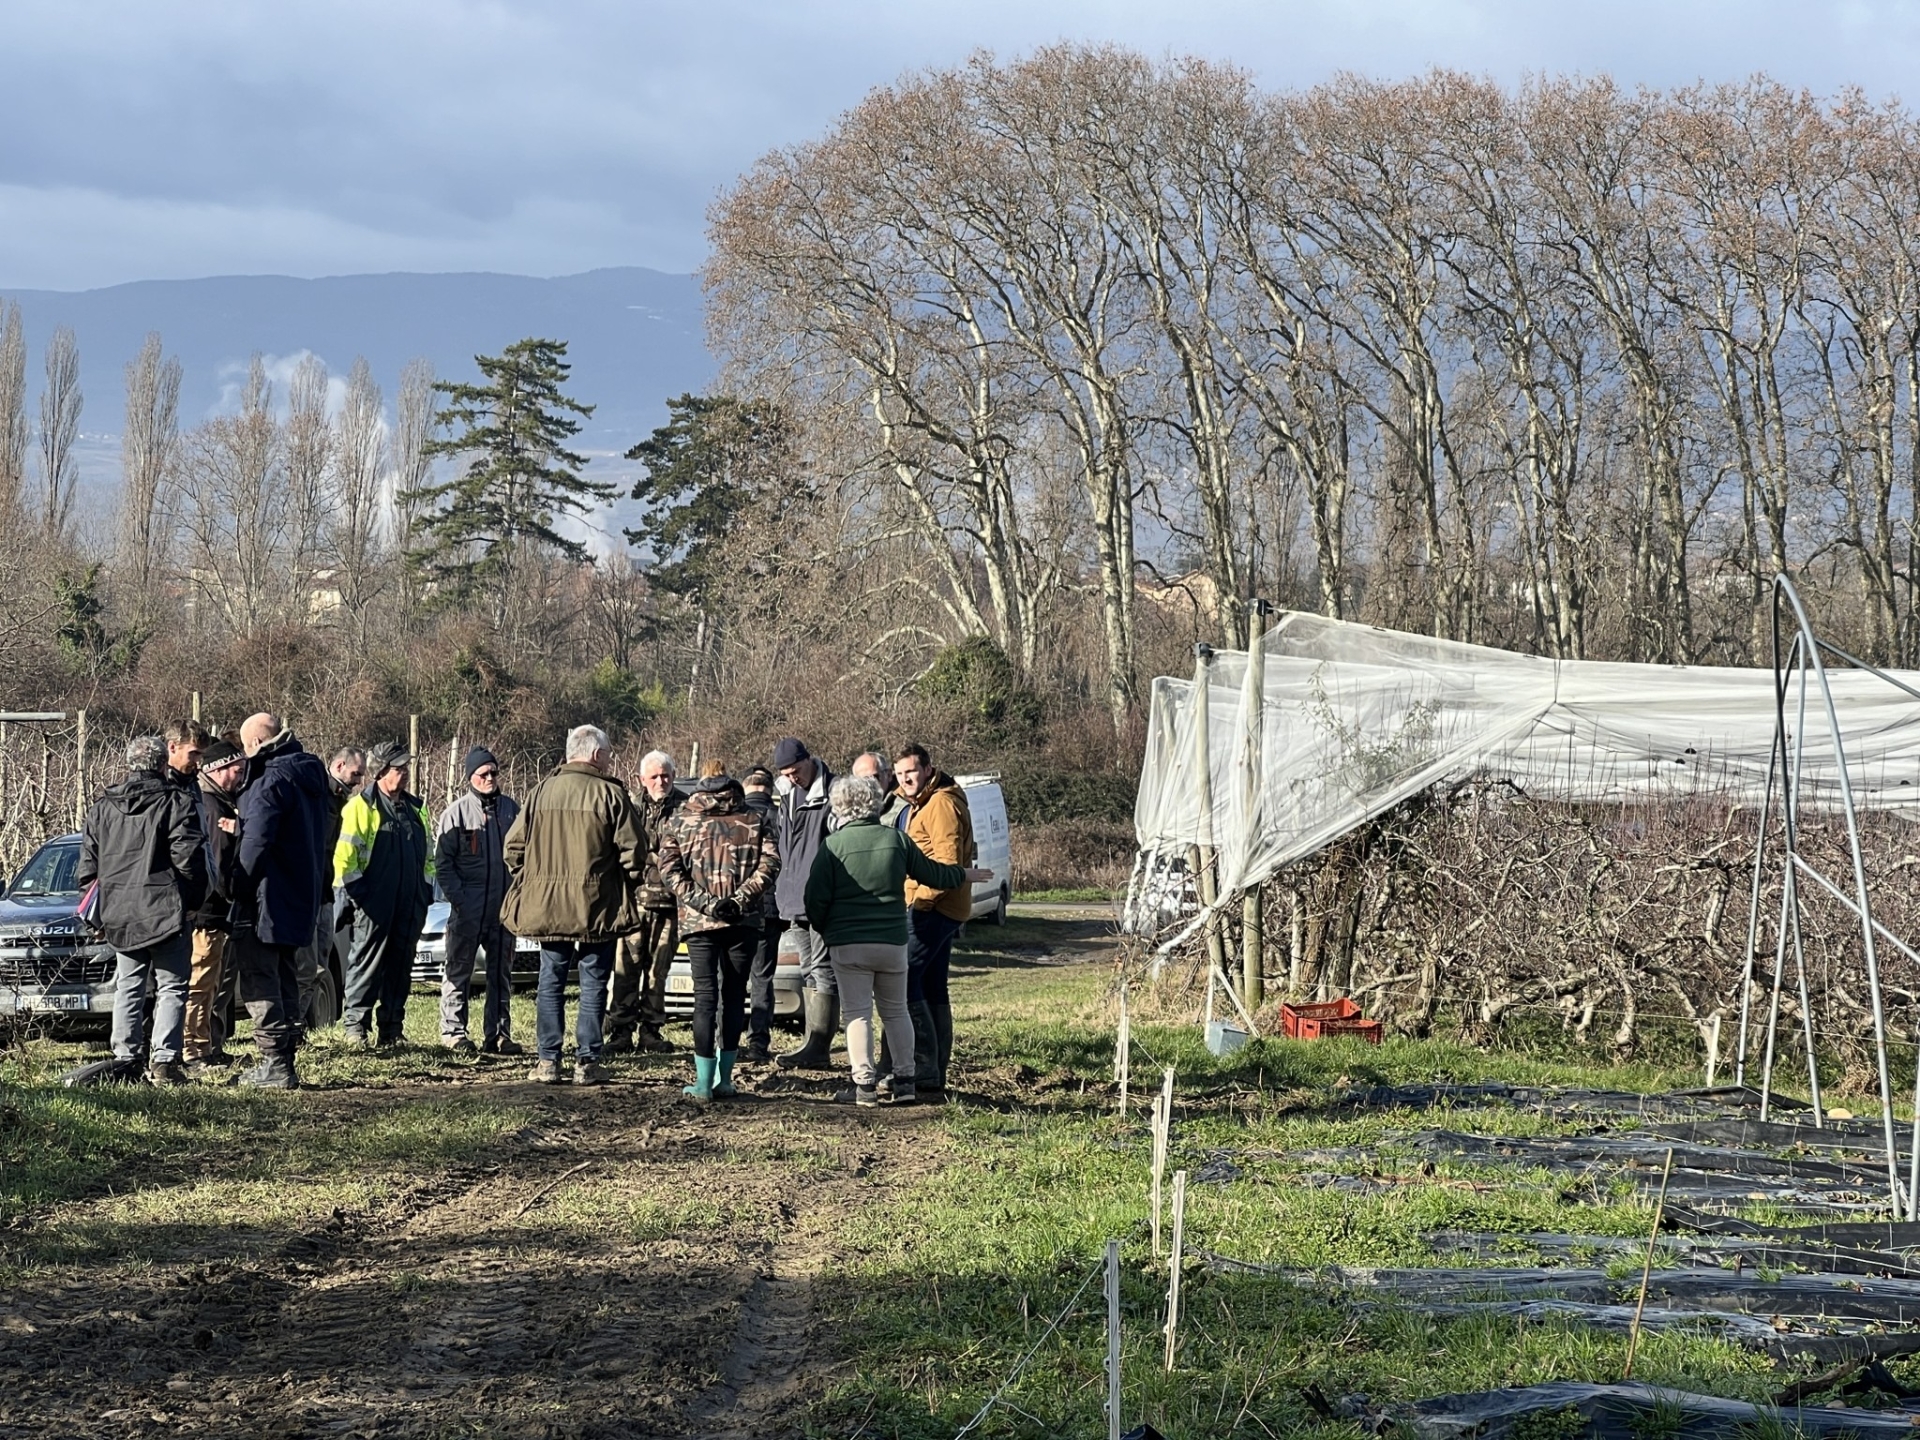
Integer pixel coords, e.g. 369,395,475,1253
636,786,684,912
653,778,779,936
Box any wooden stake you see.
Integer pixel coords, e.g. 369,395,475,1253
1705,1013,1722,1087
1623,1147,1675,1379
1163,1169,1188,1372
1150,1093,1166,1257
1116,988,1131,1117
1104,1238,1122,1440
73,708,87,831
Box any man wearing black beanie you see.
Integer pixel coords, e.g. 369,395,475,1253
434,745,522,1054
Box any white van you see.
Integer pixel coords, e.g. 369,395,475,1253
956,773,1013,925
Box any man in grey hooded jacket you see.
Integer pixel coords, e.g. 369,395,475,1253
435,745,521,1054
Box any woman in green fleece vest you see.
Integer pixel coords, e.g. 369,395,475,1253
803,774,992,1106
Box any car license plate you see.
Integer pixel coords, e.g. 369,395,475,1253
667,974,693,995
28,992,90,1012
516,936,540,952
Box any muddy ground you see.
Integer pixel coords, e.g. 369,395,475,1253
0,910,1116,1440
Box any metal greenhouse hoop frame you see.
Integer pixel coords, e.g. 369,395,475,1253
1739,574,1920,1217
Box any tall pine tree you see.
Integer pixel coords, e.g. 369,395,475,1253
412,337,612,638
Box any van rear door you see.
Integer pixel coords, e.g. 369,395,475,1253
957,775,1012,921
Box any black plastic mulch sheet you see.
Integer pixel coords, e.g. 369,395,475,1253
1206,1252,1920,1361
1400,1130,1889,1213
1428,1228,1920,1280
1325,1083,1815,1122
1390,1382,1920,1438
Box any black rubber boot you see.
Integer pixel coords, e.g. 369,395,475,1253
911,998,940,1090
928,999,953,1092
240,1055,299,1090
776,990,839,1071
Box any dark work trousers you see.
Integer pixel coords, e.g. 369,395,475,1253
685,926,756,1060
231,928,301,1060
442,911,514,1045
343,911,424,1042
748,916,785,1045
906,908,963,1087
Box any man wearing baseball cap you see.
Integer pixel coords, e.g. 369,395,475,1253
334,740,434,1047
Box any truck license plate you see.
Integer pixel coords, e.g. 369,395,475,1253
516,936,540,952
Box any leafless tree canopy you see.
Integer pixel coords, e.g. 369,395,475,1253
0,301,26,519
710,54,1920,701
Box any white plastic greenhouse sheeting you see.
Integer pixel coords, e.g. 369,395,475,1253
1133,612,1920,905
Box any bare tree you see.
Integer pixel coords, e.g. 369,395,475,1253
37,325,83,537
330,356,386,632
283,353,332,597
119,332,183,623
178,356,284,636
0,302,25,518
389,356,435,608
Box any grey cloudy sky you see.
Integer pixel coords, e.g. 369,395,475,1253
6,0,1919,292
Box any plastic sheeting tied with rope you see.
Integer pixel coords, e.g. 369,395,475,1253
1125,604,1920,939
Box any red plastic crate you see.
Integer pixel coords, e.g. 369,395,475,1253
1305,1017,1384,1045
1280,997,1360,1038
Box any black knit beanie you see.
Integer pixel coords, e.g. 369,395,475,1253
464,745,499,782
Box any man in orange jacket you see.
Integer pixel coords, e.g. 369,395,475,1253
892,742,973,1099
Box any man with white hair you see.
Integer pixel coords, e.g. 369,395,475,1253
500,724,650,1085
606,748,682,1055
77,734,208,1084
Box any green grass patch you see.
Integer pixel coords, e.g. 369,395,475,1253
810,921,1857,1438
1013,888,1119,904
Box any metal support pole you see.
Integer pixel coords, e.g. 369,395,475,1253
1191,646,1226,983
1241,600,1272,1012
1104,1238,1122,1440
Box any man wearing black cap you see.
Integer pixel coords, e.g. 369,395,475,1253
334,740,434,1047
183,738,244,1073
435,745,521,1055
771,737,839,1069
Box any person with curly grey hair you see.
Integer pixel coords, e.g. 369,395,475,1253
76,734,209,1084
802,774,991,1106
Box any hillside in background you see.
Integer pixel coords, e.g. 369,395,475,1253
1,268,714,516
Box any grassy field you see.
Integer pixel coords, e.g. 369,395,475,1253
809,915,1867,1439
0,915,1893,1437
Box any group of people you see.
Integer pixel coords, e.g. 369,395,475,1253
84,717,990,1104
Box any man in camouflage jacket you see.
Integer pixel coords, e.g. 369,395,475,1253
606,750,683,1053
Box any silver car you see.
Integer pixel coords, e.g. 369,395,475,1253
663,924,804,1027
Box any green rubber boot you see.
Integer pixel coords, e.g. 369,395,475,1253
683,1054,717,1102
715,1050,739,1098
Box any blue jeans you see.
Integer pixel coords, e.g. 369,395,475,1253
906,909,962,1006
111,931,191,1064
535,939,614,1063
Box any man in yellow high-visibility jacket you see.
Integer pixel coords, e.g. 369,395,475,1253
334,741,434,1047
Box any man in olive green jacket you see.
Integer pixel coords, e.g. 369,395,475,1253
501,725,650,1085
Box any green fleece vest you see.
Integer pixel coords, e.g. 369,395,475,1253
804,817,969,948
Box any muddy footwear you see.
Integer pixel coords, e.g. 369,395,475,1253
481,1037,525,1057
684,1054,717,1102
714,1050,739,1099
888,1078,917,1106
529,1058,564,1084
833,1081,879,1108
573,1061,608,1086
603,1031,635,1056
740,1038,773,1065
342,1030,373,1051
444,1036,478,1056
776,991,839,1070
636,1026,675,1055
240,1056,299,1090
146,1060,186,1087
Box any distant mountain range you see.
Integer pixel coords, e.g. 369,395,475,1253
2,267,716,534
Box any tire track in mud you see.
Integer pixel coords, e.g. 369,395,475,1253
0,1077,944,1440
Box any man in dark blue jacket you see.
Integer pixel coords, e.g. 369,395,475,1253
231,712,332,1089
